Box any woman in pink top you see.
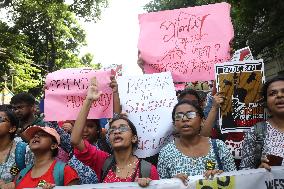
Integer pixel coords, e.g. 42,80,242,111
71,77,159,187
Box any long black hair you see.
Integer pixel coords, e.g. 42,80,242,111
109,115,138,149
103,115,139,179
0,105,19,139
261,75,284,106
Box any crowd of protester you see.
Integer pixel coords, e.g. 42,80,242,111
0,64,283,188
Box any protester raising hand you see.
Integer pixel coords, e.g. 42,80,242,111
110,75,118,93
71,77,102,152
71,77,159,186
110,75,122,114
86,77,102,102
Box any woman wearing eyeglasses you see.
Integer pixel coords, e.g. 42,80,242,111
71,77,159,187
0,105,34,188
157,100,236,185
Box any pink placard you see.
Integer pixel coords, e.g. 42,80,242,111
138,2,234,82
174,83,186,91
44,68,113,121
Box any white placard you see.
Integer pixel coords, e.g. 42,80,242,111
117,72,177,158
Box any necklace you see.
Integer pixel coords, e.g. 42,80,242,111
116,160,137,173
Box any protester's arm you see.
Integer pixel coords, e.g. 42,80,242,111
0,182,15,189
201,93,224,137
110,75,122,114
71,77,102,151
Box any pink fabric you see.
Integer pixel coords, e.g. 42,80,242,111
103,160,159,183
74,140,109,181
74,140,159,182
55,147,69,163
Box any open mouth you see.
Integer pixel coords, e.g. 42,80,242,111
32,139,40,144
113,136,123,143
182,125,191,129
275,100,284,107
82,135,89,139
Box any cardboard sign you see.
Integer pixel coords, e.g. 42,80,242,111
215,60,265,133
117,72,177,158
44,68,113,121
138,2,234,82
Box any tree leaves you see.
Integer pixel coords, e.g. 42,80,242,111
0,0,106,97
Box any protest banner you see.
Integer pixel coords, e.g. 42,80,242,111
117,72,177,158
215,60,265,133
138,2,234,82
44,68,113,121
53,167,284,189
231,47,254,62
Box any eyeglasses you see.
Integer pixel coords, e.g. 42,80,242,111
12,104,30,111
175,111,198,121
0,117,9,123
108,124,130,135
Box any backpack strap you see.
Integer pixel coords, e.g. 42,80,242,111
15,164,33,186
15,141,27,170
101,155,115,182
139,159,152,178
254,121,267,167
53,161,66,186
211,139,223,170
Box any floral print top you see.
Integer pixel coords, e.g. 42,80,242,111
157,139,236,179
0,139,34,183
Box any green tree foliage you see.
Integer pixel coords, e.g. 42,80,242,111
0,0,106,97
69,0,108,22
144,0,284,60
0,21,41,93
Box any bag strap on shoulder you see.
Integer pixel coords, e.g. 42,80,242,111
53,161,66,186
15,164,33,186
254,121,267,143
101,155,115,182
212,139,223,170
253,121,267,167
139,159,152,178
15,141,27,170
